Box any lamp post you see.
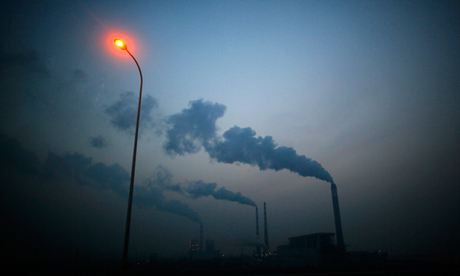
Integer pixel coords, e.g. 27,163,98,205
114,38,143,267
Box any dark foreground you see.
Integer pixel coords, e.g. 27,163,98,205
5,255,460,275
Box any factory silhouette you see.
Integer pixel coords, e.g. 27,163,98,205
127,197,394,275
188,197,348,267
154,99,357,268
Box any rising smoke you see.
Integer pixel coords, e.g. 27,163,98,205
210,126,333,183
148,166,256,207
136,184,201,223
105,91,160,135
164,100,333,183
183,180,256,207
164,99,225,155
10,142,201,224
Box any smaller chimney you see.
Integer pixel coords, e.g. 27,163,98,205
199,223,204,252
255,206,260,238
263,202,269,250
255,205,261,257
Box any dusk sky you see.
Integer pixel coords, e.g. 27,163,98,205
1,0,459,262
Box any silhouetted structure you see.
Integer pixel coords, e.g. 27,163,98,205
330,182,345,251
189,239,221,260
255,206,260,239
199,223,204,252
204,239,221,257
255,206,262,257
277,233,336,266
263,202,270,254
189,240,200,257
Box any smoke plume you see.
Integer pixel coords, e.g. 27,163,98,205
136,184,201,223
164,100,333,183
40,149,201,223
164,99,225,155
105,91,160,134
147,166,256,207
210,126,333,183
183,180,256,207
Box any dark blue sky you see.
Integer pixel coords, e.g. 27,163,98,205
1,0,459,261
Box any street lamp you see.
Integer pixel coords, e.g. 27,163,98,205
114,38,143,267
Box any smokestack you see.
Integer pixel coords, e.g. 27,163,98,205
255,206,261,257
331,182,345,251
255,206,260,238
199,223,204,252
263,202,269,250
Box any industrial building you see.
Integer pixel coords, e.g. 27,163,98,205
189,223,221,259
276,233,340,266
189,240,201,257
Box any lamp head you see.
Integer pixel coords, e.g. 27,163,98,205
114,38,127,50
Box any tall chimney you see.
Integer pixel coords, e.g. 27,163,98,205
263,202,269,250
331,182,345,251
255,206,260,238
255,206,261,256
199,222,204,252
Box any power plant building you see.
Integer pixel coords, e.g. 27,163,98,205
276,233,337,266
189,240,200,255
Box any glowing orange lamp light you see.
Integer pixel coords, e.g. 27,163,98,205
114,38,127,50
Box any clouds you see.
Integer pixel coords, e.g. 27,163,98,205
0,49,52,117
0,133,40,175
105,91,160,134
135,168,203,223
86,162,130,195
104,95,332,184
0,132,203,260
43,152,129,196
0,50,49,78
136,184,201,223
43,151,201,223
164,99,226,155
164,100,333,183
1,132,201,224
89,135,107,149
